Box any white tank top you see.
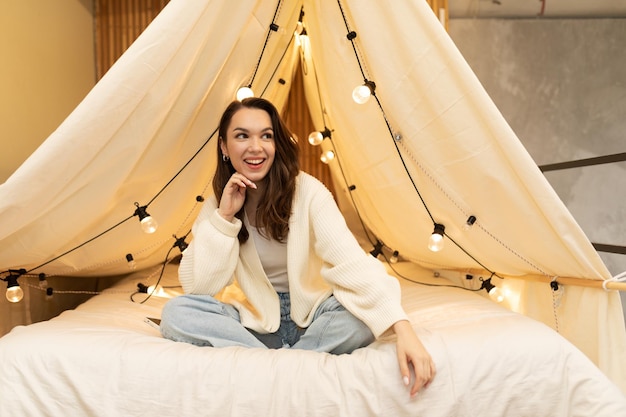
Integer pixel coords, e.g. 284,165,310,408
249,225,289,293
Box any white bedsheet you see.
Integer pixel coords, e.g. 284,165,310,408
0,263,624,417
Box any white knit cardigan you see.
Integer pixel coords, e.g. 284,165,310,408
178,172,408,337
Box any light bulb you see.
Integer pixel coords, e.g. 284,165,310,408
147,285,166,298
236,86,254,101
428,223,445,252
352,85,371,104
480,277,506,303
134,204,158,234
352,80,375,104
308,128,331,146
390,250,399,264
463,215,477,231
38,273,48,288
370,241,383,258
308,131,324,146
7,286,24,303
126,253,137,270
488,286,505,303
6,276,23,303
140,216,158,234
320,150,335,164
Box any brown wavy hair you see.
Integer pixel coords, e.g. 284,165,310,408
213,97,300,243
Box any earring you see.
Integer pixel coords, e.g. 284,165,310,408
222,154,230,162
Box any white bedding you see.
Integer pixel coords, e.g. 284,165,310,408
0,263,624,417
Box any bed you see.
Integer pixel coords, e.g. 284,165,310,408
0,261,624,417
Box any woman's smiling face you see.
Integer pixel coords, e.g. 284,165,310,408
221,107,276,185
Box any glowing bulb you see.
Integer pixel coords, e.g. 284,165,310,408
480,277,506,303
147,285,167,297
489,286,505,303
428,223,445,252
308,131,324,146
134,204,158,234
140,216,158,234
7,286,23,303
352,81,375,104
236,87,254,101
6,276,23,303
320,150,335,164
352,85,371,104
390,250,399,264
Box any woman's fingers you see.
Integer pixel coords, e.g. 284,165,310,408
218,173,257,221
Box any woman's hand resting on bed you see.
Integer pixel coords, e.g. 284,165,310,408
393,320,436,397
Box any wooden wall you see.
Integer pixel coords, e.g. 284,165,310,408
95,0,170,80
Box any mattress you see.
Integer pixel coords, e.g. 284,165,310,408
0,262,624,417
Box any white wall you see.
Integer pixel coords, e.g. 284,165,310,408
0,0,95,183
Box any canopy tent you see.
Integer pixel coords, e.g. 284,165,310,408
0,0,624,391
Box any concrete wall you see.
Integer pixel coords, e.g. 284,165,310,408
449,18,626,316
0,0,95,183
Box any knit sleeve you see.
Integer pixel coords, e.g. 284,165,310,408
305,177,408,338
178,196,241,295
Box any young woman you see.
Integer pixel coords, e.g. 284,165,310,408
160,97,435,396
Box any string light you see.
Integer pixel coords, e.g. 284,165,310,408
352,80,376,104
428,223,445,252
236,86,255,101
269,22,286,35
173,235,189,253
370,240,383,258
126,253,137,270
480,276,505,303
38,273,48,288
390,250,400,264
308,127,331,146
320,150,335,164
463,215,477,231
5,274,23,303
134,203,158,234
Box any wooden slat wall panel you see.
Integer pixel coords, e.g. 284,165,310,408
283,63,336,195
426,0,449,30
95,0,170,80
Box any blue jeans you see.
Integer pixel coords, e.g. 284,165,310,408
160,293,374,354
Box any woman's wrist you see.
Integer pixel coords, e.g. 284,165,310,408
217,208,235,222
392,319,412,334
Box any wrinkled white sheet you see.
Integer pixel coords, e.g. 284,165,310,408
0,263,624,417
